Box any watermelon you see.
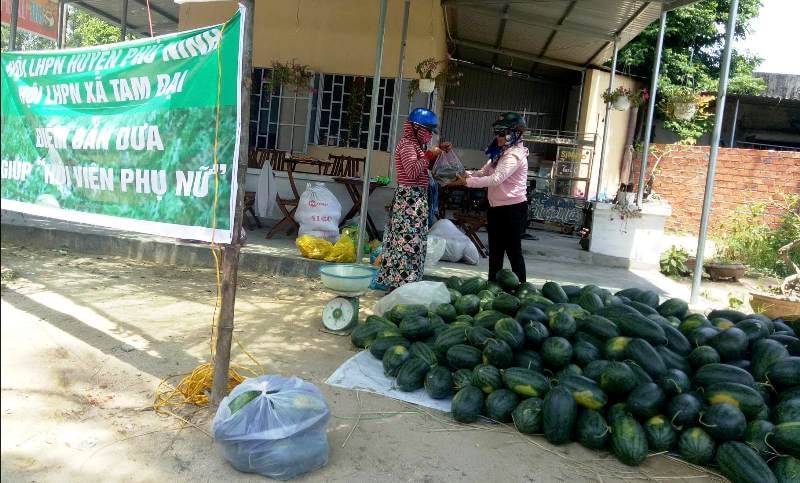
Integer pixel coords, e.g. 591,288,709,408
541,337,573,369
717,441,778,483
746,419,775,457
387,304,428,323
512,397,544,434
482,338,514,368
542,386,577,445
446,344,483,370
523,320,549,347
502,366,550,398
455,295,482,316
600,361,637,396
424,366,453,399
485,388,519,423
382,344,412,376
492,292,521,315
772,456,800,483
644,415,677,451
472,364,503,394
512,350,542,372
611,415,648,466
396,357,431,392
494,317,525,350
542,281,569,303
576,409,610,450
667,393,703,429
700,402,746,441
678,427,715,465
451,386,484,423
627,382,666,420
496,269,520,291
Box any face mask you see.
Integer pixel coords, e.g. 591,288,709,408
418,128,433,144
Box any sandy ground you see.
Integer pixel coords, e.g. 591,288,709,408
0,243,725,483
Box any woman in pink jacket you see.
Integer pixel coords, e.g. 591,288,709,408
452,112,529,283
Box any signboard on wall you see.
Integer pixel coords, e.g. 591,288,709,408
1,11,245,243
1,0,60,41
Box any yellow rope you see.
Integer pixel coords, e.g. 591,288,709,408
154,16,262,414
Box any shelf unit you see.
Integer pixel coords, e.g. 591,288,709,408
522,129,597,234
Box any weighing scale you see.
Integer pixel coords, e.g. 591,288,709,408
321,290,364,332
319,264,377,333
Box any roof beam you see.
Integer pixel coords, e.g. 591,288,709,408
585,1,651,66
453,39,586,71
532,0,578,74
490,3,511,66
130,0,178,24
445,3,615,41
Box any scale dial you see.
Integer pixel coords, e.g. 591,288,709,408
322,297,358,331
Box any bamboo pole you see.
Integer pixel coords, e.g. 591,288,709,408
210,0,254,406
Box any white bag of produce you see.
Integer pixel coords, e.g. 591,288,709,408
424,235,447,268
373,281,450,316
295,182,342,243
212,375,331,480
430,219,477,264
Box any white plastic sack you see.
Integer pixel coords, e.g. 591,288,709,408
373,281,450,316
462,241,480,265
430,219,477,264
255,158,277,218
424,235,447,268
440,238,466,262
429,218,464,240
212,375,331,480
295,182,342,243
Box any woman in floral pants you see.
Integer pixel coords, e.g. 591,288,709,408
376,108,448,292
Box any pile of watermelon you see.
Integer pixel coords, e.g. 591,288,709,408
350,270,799,482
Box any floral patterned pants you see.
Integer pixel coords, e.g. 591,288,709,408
376,186,428,290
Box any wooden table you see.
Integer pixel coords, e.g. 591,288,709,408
286,155,332,175
332,176,382,240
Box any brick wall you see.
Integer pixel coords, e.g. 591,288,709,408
630,145,800,234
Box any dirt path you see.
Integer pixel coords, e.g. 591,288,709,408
1,243,723,482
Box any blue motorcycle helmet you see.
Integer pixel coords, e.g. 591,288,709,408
408,107,438,133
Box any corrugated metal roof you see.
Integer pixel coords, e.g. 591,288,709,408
444,0,698,73
71,0,179,38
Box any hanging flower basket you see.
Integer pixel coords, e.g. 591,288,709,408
418,78,436,93
612,96,631,111
672,102,697,121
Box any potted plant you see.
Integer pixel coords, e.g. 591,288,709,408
628,88,649,108
703,242,747,282
662,85,700,121
602,86,632,111
750,239,800,319
270,60,314,93
409,57,461,97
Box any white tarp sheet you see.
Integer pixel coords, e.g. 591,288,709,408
325,350,452,413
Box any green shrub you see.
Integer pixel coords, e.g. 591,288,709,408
713,194,800,277
660,245,689,277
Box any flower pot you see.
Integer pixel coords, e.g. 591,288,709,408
703,262,746,282
611,96,630,111
672,102,697,121
418,78,435,93
685,256,697,275
750,292,800,321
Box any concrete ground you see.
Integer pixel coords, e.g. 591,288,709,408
1,211,760,313
0,244,726,482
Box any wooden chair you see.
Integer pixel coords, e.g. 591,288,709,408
243,191,262,230
326,154,365,178
264,149,300,238
451,212,489,258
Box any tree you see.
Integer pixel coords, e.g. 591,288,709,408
618,0,766,143
64,9,123,48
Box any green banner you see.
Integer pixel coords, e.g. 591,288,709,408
1,10,243,243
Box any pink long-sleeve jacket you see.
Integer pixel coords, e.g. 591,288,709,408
466,143,529,207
